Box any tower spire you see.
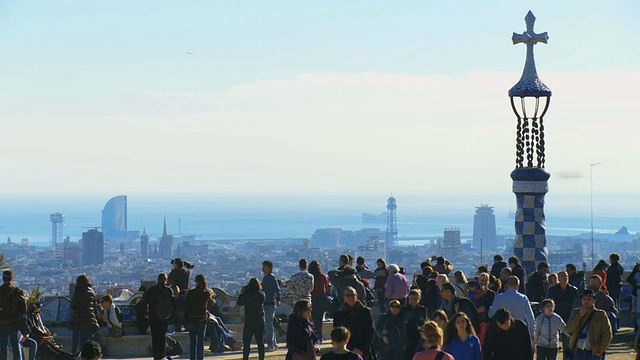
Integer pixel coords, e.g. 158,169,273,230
162,218,167,237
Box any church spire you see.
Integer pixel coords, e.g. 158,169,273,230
162,218,167,237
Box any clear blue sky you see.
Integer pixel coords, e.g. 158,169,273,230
0,1,638,213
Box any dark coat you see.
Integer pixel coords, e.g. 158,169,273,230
547,283,579,321
482,319,532,360
526,271,548,303
142,283,174,324
184,286,213,323
237,289,265,322
491,261,508,279
70,284,99,331
168,268,191,292
511,265,527,294
606,262,624,290
333,301,374,356
401,305,427,350
453,297,480,332
420,280,440,317
0,283,27,331
285,314,319,360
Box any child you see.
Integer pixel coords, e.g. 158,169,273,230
466,280,479,306
320,327,363,360
534,298,569,360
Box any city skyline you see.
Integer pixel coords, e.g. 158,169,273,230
0,2,638,201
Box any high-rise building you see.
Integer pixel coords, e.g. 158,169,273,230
355,238,387,266
140,228,149,258
50,213,65,247
158,218,174,259
386,196,398,247
473,205,497,252
81,229,104,266
442,227,462,261
101,195,140,240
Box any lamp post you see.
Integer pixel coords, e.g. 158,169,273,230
590,162,602,268
508,11,552,274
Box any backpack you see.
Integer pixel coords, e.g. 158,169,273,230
156,288,174,321
165,335,183,356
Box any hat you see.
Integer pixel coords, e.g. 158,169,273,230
580,289,597,299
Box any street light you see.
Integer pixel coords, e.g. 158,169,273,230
590,162,602,268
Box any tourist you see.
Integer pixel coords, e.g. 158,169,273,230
566,263,585,291
591,260,609,292
606,253,624,307
433,256,453,275
439,283,479,332
483,308,532,360
499,267,511,293
490,254,508,280
566,289,612,359
185,274,214,360
527,262,549,303
466,280,479,307
286,299,320,360
141,272,174,360
547,273,558,290
475,273,495,324
420,273,440,317
534,299,568,360
168,257,192,292
308,260,330,341
547,270,578,360
508,256,526,293
431,310,449,331
320,327,363,360
401,289,427,360
333,286,374,359
289,259,315,302
237,277,266,360
587,274,618,333
359,258,390,314
70,274,100,354
0,270,27,360
330,264,366,306
355,257,371,289
443,312,482,360
375,300,404,360
97,295,123,339
632,268,640,336
488,276,535,340
18,329,37,360
261,260,280,352
386,264,410,306
452,270,468,298
412,321,454,360
80,340,102,360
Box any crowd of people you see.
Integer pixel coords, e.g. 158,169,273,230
0,252,635,360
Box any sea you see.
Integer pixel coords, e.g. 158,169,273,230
0,194,638,246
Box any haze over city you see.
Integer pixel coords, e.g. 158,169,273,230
0,1,638,207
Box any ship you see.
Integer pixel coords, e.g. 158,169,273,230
362,212,387,223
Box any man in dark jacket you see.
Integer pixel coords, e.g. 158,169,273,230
440,283,480,332
483,308,533,360
606,253,624,307
333,286,374,359
142,272,174,360
0,270,27,360
490,254,508,280
168,258,191,292
508,256,527,294
70,274,99,354
526,261,549,303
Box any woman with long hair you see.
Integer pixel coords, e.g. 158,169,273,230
286,299,320,360
185,274,214,360
237,277,266,360
412,321,454,360
592,260,609,292
308,260,330,341
373,258,390,313
443,312,481,360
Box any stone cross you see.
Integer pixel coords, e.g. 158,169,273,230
512,11,548,46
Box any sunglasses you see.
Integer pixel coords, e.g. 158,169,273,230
389,305,401,309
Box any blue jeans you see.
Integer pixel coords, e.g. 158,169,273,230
376,290,386,313
188,322,207,360
263,305,277,348
574,349,603,360
0,329,22,360
20,336,37,360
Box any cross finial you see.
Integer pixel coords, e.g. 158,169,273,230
512,11,548,46
508,10,551,97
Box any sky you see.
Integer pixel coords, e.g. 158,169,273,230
0,1,639,214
